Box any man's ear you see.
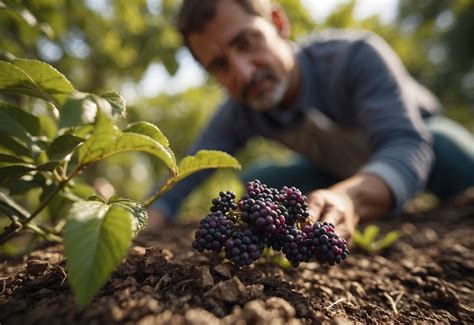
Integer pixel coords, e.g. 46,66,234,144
271,5,291,39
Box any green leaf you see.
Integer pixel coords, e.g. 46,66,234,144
63,200,133,307
374,231,401,251
0,103,39,148
60,92,127,129
352,229,371,252
0,49,16,62
47,134,83,161
69,182,96,199
87,195,107,204
1,0,38,27
0,59,74,106
124,121,169,147
0,165,36,185
78,114,177,173
108,197,148,236
59,92,98,128
39,114,57,139
144,150,240,206
7,173,46,195
0,153,32,164
363,225,380,246
177,150,241,180
46,190,83,223
0,102,40,137
0,133,31,157
0,191,30,221
100,92,127,119
37,160,61,171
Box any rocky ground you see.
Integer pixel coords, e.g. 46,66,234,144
1,191,473,324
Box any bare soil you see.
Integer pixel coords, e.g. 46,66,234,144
1,191,473,324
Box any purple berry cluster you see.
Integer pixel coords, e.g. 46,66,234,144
192,179,349,267
192,211,235,253
224,227,265,266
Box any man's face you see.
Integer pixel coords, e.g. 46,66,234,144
188,0,295,111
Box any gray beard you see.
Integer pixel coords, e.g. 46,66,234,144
241,68,289,111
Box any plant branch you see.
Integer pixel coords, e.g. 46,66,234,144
26,166,80,223
0,166,81,245
25,222,63,243
143,177,177,209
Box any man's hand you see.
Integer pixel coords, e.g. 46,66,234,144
307,189,359,244
306,173,393,245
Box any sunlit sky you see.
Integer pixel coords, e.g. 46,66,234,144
126,0,400,101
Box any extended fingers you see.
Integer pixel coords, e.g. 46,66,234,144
320,205,344,228
306,191,326,222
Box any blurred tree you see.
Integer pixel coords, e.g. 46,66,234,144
0,0,181,92
397,0,474,129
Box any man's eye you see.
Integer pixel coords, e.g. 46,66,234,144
236,34,259,51
209,59,228,74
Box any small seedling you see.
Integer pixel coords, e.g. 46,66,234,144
352,225,401,254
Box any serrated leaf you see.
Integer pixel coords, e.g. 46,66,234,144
0,59,74,106
78,114,177,173
124,121,169,147
109,198,148,236
47,134,83,161
145,150,241,205
177,150,241,180
100,92,126,119
63,200,133,307
374,231,401,251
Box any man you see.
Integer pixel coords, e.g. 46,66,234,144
149,0,474,242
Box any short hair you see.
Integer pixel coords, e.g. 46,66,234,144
176,0,273,46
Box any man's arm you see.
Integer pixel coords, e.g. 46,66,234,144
308,32,436,241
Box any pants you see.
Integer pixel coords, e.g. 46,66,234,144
240,116,474,201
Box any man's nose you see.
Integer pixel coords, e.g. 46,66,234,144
229,55,255,89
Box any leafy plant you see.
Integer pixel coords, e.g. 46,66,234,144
352,225,401,254
0,58,240,307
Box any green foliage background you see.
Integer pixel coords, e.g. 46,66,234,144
1,0,473,220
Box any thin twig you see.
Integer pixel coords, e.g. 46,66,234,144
0,277,6,295
394,291,405,306
155,273,170,291
57,265,68,286
24,223,62,243
384,292,399,314
0,166,81,245
327,297,346,309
